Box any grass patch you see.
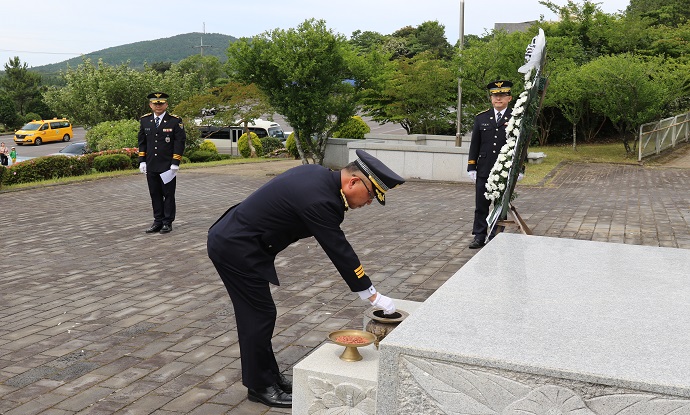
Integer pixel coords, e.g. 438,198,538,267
521,143,639,185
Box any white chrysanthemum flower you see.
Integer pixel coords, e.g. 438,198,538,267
513,106,524,116
505,160,513,168
507,149,515,156
498,183,505,191
498,154,507,162
500,171,509,178
525,81,533,89
500,144,510,152
493,191,501,199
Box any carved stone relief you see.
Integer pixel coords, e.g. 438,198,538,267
306,376,377,414
395,355,690,415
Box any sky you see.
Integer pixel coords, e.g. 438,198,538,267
1,0,631,68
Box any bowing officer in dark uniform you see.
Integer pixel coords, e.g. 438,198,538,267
138,92,186,234
467,80,513,249
207,149,405,408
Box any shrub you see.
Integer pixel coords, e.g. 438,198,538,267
22,112,42,124
92,154,133,172
86,119,139,151
199,140,218,153
187,150,222,163
260,136,283,155
237,132,263,158
1,155,91,186
332,116,370,139
82,148,139,169
285,132,315,159
285,133,298,158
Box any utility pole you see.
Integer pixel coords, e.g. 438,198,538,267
455,0,465,147
194,22,213,56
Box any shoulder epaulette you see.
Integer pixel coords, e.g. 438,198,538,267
477,108,491,115
170,114,182,119
141,113,152,118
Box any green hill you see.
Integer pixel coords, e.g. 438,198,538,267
30,32,236,76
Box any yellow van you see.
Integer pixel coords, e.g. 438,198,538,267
14,118,73,146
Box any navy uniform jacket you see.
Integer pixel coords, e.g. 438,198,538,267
138,112,186,172
467,108,512,178
207,164,373,292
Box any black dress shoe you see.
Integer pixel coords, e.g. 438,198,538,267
159,224,172,234
247,384,292,408
468,239,485,249
145,224,162,233
277,373,292,393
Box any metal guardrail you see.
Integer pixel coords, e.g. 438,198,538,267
638,112,690,161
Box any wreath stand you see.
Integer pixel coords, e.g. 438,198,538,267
496,204,532,235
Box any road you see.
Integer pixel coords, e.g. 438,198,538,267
1,127,87,161
1,115,405,160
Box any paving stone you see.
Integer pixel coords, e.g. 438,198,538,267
1,160,689,412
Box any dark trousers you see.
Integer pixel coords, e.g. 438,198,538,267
0,154,7,166
146,173,176,225
472,176,491,240
209,256,281,390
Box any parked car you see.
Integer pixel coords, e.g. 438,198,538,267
14,118,73,146
49,142,90,157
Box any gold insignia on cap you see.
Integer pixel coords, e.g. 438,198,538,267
495,82,503,88
154,93,162,98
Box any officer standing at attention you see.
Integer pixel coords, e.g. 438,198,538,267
138,92,186,234
207,149,405,408
467,80,513,249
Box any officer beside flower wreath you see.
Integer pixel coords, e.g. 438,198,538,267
467,80,513,249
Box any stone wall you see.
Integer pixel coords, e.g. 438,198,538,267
323,134,471,183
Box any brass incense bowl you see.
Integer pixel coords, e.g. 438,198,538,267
364,307,409,349
328,329,376,362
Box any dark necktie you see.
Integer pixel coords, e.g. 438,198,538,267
496,112,503,123
155,116,160,128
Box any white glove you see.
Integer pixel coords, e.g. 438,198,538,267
170,164,179,171
467,170,477,182
370,293,396,315
517,173,524,181
139,162,147,174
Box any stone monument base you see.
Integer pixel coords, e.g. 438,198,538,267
292,299,421,415
376,233,690,414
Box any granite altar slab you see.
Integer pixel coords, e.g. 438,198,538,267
377,233,690,414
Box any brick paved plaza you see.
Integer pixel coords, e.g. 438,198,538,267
1,159,689,414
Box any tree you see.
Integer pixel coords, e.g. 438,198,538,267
169,55,225,89
227,18,359,164
546,64,591,149
0,93,18,129
43,58,201,127
362,52,457,134
627,0,690,27
455,29,533,123
581,54,669,155
175,82,273,158
0,57,42,115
